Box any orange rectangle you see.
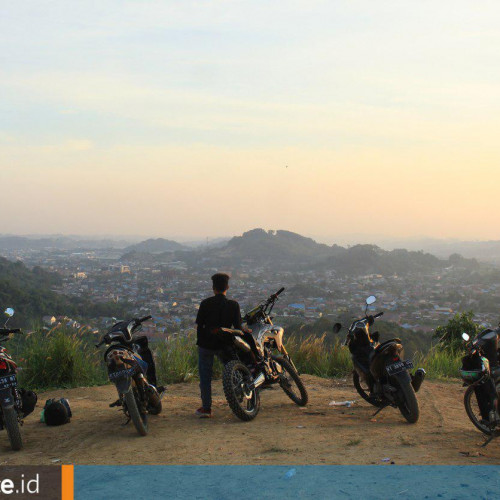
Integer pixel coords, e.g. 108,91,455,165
61,465,74,500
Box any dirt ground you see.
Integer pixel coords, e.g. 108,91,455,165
1,376,499,465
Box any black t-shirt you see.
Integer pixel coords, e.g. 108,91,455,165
195,294,242,350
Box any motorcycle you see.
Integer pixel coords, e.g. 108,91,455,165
0,308,37,450
96,315,163,436
333,295,426,423
460,329,500,438
219,287,308,421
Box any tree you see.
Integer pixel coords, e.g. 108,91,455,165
433,311,481,350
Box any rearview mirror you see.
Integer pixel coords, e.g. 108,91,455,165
366,296,376,306
462,333,470,342
4,308,14,317
332,323,342,334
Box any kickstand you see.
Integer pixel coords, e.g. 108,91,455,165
372,405,388,417
122,416,131,426
482,431,500,447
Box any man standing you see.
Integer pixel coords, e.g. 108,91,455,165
195,272,247,418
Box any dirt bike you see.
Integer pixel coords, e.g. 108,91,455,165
333,295,425,423
460,329,500,440
96,315,163,436
219,287,308,421
0,308,37,450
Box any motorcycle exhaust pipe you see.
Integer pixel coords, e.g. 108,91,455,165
411,368,426,393
251,372,265,390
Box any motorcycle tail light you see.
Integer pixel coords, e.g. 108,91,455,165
0,360,7,370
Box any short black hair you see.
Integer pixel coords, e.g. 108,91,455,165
211,272,230,292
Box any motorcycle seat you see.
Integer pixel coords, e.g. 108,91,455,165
352,356,370,374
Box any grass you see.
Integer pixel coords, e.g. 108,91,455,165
346,438,362,446
413,346,462,380
9,327,463,391
16,326,107,390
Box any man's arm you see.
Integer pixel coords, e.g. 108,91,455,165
196,302,206,336
234,303,251,333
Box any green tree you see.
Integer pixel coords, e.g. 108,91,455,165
433,311,481,350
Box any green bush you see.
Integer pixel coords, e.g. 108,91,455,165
413,346,462,380
286,335,352,378
17,326,106,390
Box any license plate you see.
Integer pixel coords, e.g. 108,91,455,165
386,360,413,376
108,367,135,381
0,374,17,389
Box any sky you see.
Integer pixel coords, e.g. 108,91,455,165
1,1,500,242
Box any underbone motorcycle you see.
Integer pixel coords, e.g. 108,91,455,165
96,315,163,436
219,288,308,421
460,329,500,440
0,308,37,450
333,295,425,423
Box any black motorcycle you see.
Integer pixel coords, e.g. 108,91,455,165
460,329,500,438
0,308,37,450
333,295,425,423
219,288,308,421
96,315,163,436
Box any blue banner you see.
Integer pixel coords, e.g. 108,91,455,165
75,465,500,500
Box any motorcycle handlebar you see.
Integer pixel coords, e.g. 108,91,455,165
138,315,152,323
373,312,384,319
0,328,22,335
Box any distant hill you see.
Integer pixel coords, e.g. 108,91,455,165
200,229,479,275
0,235,131,251
123,238,187,255
211,228,333,264
318,244,479,275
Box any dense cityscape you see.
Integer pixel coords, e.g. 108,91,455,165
2,231,500,346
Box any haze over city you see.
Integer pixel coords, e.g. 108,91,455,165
2,1,500,241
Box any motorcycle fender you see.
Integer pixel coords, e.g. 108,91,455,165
114,378,132,394
0,388,15,409
390,369,412,385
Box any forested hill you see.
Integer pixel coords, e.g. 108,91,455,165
0,257,129,325
201,229,479,274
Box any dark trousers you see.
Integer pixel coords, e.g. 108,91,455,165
198,346,230,410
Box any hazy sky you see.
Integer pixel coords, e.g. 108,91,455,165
1,1,500,241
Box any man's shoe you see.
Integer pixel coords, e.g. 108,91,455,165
195,407,212,418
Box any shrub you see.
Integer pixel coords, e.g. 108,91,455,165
17,326,106,390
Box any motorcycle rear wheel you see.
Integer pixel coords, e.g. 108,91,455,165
222,360,260,421
395,378,419,423
3,407,23,450
464,384,494,436
124,388,148,436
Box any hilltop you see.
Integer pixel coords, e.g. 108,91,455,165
123,238,188,254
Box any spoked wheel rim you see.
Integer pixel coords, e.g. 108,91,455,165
464,385,495,436
231,368,258,415
279,366,301,400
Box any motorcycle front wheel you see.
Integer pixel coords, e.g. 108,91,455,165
273,356,308,406
464,384,494,436
123,388,148,436
3,407,23,450
222,360,260,421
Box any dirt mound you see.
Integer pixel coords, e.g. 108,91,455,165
1,376,498,465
